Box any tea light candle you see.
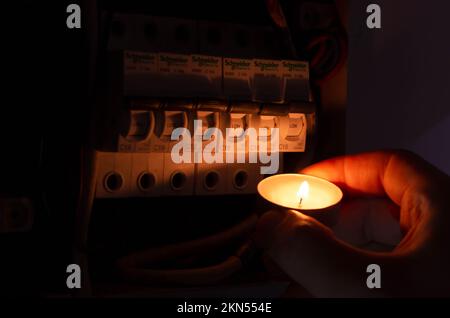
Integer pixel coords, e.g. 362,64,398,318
257,174,343,224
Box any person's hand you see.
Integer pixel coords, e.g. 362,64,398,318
254,150,450,297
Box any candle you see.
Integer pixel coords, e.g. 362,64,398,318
257,174,343,224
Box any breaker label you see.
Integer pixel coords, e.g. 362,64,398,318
191,55,221,77
223,58,253,98
158,53,191,74
281,60,309,79
279,113,307,152
223,58,253,81
124,51,158,74
253,59,282,76
252,59,284,102
282,60,310,101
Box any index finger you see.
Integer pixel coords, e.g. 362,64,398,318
301,150,446,206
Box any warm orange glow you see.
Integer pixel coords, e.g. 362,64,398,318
257,174,343,210
297,181,309,204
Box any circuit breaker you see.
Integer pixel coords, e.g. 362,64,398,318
94,14,315,199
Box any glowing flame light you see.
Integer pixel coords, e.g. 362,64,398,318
297,181,309,205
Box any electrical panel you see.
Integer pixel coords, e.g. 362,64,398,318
94,14,316,198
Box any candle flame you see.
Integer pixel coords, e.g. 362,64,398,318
297,181,309,205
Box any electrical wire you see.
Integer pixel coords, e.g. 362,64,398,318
307,34,332,68
266,0,298,59
116,213,258,285
307,32,347,84
265,0,347,84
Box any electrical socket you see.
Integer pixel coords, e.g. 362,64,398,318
198,21,226,56
95,152,132,198
195,163,227,195
108,14,137,51
226,162,260,194
163,153,195,196
134,15,162,52
159,17,197,54
222,23,255,58
131,153,164,197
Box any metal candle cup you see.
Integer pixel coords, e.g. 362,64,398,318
257,174,343,226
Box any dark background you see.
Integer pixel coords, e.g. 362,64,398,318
347,0,450,174
2,0,85,296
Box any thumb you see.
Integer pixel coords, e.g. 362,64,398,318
254,210,403,297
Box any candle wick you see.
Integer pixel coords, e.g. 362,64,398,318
299,197,303,206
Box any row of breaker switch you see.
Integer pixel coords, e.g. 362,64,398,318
116,109,307,154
